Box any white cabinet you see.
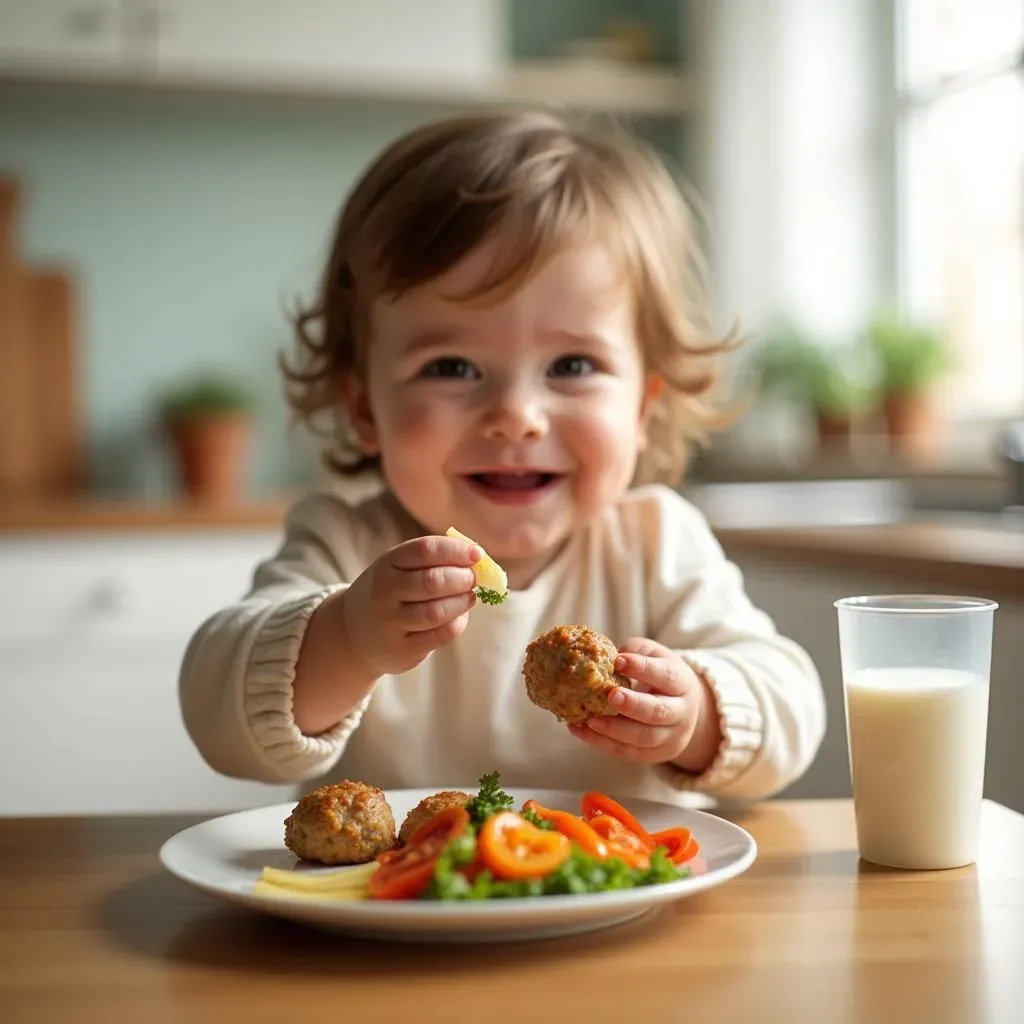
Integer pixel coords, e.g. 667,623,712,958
0,531,299,815
0,0,502,93
0,0,126,74
149,0,501,90
725,549,1024,815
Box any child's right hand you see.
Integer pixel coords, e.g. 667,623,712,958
340,535,483,677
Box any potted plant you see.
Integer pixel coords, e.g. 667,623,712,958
157,375,254,502
864,314,952,455
752,325,876,448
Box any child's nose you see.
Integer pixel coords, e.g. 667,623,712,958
480,386,549,441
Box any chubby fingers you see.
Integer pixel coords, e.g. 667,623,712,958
567,716,685,763
389,535,483,571
393,564,477,602
605,684,686,728
403,607,474,649
388,535,481,603
582,688,691,749
400,590,476,632
613,652,697,698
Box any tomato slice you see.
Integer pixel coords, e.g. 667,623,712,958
588,814,651,869
523,800,609,860
405,806,470,847
368,836,445,899
478,811,572,880
581,792,656,850
650,827,700,865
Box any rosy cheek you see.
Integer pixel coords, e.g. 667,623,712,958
383,395,461,456
579,403,637,455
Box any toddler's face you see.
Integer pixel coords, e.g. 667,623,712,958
351,239,658,587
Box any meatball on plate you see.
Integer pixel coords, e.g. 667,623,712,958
284,780,397,865
398,790,472,845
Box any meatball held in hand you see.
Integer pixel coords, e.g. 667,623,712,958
522,624,632,725
398,790,472,845
284,780,397,865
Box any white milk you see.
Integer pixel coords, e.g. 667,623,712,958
844,667,989,869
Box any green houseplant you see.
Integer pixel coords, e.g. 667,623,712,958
752,325,877,446
157,375,254,502
864,314,952,455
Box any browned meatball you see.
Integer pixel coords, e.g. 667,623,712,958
522,624,630,724
284,780,397,865
398,790,472,845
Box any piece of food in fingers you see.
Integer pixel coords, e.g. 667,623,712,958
522,624,631,724
284,780,397,865
445,526,508,605
398,790,473,845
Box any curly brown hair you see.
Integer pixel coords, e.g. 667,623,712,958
282,109,735,485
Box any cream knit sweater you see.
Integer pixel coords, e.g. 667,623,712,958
179,484,825,806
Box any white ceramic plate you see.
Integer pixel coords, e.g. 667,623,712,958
160,787,757,942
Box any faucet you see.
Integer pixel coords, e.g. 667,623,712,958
997,422,1024,507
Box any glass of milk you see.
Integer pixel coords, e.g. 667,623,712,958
835,594,997,870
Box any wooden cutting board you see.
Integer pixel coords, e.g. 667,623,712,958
0,258,37,496
0,177,83,498
0,179,16,260
32,268,83,494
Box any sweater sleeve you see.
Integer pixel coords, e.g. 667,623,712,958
639,489,826,800
178,493,376,784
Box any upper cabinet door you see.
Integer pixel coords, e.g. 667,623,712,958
0,0,125,74
149,0,502,91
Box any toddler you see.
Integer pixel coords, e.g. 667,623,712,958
179,110,825,804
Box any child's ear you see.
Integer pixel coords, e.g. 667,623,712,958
637,374,664,451
340,374,379,455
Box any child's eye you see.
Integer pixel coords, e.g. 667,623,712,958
421,357,480,380
549,355,597,378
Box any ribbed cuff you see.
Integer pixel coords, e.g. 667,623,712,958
243,585,370,779
654,649,764,794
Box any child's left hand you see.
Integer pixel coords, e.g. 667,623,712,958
567,638,717,768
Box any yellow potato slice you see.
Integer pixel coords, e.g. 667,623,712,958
258,862,377,894
446,526,508,598
253,879,370,902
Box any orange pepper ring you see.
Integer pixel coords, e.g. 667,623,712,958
478,811,572,880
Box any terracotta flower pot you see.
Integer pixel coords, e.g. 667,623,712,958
167,414,251,502
816,413,853,445
882,390,940,461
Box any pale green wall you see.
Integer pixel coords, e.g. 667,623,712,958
0,85,439,494
0,1,688,496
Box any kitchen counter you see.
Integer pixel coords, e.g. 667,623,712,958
2,800,1022,1022
716,518,1024,599
0,495,294,532
2,491,1022,595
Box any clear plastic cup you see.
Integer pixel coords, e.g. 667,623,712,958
835,595,997,869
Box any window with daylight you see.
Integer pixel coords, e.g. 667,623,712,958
897,0,1024,419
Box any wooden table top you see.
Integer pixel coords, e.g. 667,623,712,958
2,799,1022,1023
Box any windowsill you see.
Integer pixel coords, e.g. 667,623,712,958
689,447,1004,484
688,419,1017,514
694,412,1013,484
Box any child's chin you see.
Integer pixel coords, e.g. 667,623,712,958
480,523,573,564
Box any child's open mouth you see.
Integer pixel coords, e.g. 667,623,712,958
465,472,562,504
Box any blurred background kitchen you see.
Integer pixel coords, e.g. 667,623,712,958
1,1,1022,816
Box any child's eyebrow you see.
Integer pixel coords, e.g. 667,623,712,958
545,329,619,356
400,327,472,357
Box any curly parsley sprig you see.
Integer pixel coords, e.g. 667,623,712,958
464,771,514,825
